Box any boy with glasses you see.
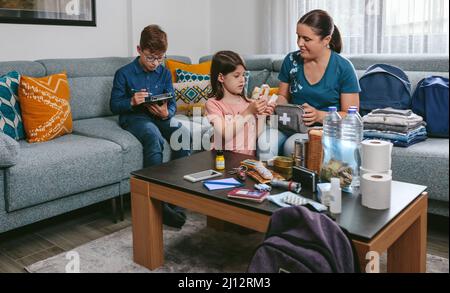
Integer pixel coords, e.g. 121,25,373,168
111,25,190,229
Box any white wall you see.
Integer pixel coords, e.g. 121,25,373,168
209,0,266,56
0,0,264,63
0,0,130,61
130,0,210,63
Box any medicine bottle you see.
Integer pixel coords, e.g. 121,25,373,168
215,150,225,171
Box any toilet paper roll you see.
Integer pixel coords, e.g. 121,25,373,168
361,173,392,210
361,140,393,172
360,166,392,177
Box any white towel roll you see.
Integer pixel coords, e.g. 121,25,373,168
361,140,393,172
361,173,392,210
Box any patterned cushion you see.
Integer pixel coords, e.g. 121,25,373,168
0,71,25,140
173,80,211,116
176,69,210,83
166,59,212,83
19,72,73,143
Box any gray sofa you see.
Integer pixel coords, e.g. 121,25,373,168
1,54,448,234
0,56,202,234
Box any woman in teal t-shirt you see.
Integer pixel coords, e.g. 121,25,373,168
258,9,361,159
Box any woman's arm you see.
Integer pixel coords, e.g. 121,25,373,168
339,93,360,118
276,82,290,105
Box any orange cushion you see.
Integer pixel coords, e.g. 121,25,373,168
19,72,73,143
166,59,212,83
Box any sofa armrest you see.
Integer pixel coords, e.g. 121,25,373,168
0,132,20,168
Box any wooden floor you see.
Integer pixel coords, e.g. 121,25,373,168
0,195,448,273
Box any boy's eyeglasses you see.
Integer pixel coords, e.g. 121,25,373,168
142,53,166,64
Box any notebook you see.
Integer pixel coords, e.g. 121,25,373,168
203,178,244,191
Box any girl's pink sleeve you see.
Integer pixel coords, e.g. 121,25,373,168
205,100,223,125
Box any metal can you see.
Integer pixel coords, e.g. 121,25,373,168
294,139,306,167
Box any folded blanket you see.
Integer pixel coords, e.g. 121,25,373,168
371,108,413,116
364,121,426,133
362,112,423,127
364,126,427,143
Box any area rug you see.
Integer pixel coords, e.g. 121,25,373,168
26,212,449,273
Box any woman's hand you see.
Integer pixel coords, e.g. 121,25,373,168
302,103,325,126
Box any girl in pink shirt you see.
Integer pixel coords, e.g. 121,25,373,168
205,51,276,155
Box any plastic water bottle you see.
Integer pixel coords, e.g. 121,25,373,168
341,108,364,192
321,107,342,182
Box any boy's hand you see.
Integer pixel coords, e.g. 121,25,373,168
131,89,149,106
146,101,169,120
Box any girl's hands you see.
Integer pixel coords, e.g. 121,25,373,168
247,98,268,115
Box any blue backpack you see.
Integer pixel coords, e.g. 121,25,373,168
359,64,412,116
247,206,360,273
412,76,449,138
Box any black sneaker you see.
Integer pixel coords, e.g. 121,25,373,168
162,203,186,229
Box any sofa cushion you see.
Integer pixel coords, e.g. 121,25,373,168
4,134,123,212
72,116,143,179
0,71,25,140
174,81,211,116
391,138,449,203
19,72,73,143
175,69,211,83
0,132,19,168
166,59,211,84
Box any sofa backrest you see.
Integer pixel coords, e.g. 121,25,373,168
200,54,449,94
0,55,192,122
37,57,133,121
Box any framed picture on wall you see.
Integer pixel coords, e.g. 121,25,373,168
0,0,96,26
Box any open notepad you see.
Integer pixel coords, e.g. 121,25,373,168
203,178,244,191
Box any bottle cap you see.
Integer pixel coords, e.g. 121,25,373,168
328,106,337,112
216,150,224,156
348,108,357,114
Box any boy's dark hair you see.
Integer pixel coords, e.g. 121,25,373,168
140,25,168,53
298,9,343,54
209,51,247,100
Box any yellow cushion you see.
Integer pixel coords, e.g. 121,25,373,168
166,59,212,83
19,72,73,143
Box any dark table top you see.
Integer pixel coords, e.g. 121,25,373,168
132,151,427,241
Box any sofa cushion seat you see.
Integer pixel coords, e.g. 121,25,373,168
4,134,123,212
391,138,449,203
73,116,143,179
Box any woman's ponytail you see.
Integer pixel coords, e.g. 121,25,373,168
330,25,342,53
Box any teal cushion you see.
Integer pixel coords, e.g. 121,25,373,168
0,71,25,140
176,69,211,83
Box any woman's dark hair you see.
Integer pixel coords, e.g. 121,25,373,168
209,51,247,100
298,9,342,53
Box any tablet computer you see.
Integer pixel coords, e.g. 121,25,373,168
183,170,223,183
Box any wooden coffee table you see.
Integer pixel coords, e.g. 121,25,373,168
130,151,428,273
